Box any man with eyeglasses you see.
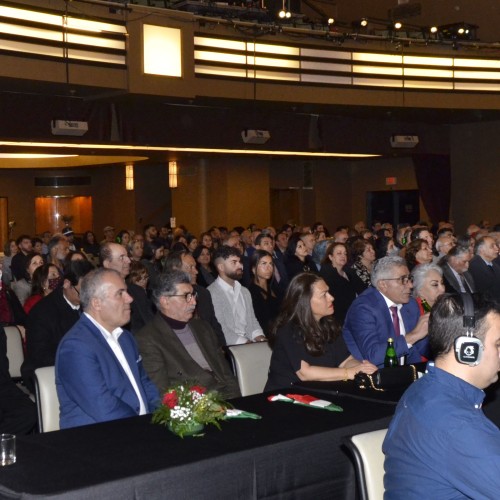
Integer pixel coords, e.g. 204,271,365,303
164,250,226,347
343,256,430,368
22,259,94,392
135,270,240,399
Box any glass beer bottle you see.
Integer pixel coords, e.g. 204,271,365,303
384,338,398,368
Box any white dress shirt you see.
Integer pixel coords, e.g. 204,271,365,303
84,313,147,415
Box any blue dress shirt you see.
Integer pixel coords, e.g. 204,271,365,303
383,363,500,499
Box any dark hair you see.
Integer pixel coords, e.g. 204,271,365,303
429,294,500,358
143,224,156,234
375,236,394,259
164,249,190,273
83,231,96,244
3,239,15,256
30,263,58,296
151,270,191,307
142,239,164,260
254,233,273,247
186,234,198,246
349,238,373,263
127,261,149,286
250,249,273,282
63,259,94,286
23,252,42,278
406,238,427,270
170,242,189,253
212,245,241,265
285,233,304,259
16,234,31,246
410,227,430,242
271,273,339,355
116,230,130,244
31,237,43,248
200,231,212,243
321,242,348,266
192,245,210,261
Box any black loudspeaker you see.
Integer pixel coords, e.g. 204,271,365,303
454,293,483,366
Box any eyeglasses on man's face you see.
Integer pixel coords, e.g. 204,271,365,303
167,291,198,303
383,274,413,285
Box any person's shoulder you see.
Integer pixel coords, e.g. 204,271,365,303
352,286,379,305
28,288,60,316
194,283,210,299
469,255,486,269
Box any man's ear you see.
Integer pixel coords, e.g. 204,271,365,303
377,279,387,294
62,279,71,290
90,296,101,311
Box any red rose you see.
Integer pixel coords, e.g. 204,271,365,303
190,385,206,395
162,390,178,409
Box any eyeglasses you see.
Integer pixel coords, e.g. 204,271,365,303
72,285,80,296
383,274,413,285
167,291,198,302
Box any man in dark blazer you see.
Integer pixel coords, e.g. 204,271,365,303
56,268,159,429
343,256,430,368
439,245,476,294
468,236,500,302
0,326,37,435
135,270,240,399
21,259,94,392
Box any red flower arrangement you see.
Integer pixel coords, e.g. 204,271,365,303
152,383,231,438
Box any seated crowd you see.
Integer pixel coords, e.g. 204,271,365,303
0,218,499,435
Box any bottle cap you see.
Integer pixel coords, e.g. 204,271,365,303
388,337,393,342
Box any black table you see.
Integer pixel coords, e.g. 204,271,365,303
0,390,396,499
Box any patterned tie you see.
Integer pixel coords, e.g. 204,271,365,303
390,306,401,337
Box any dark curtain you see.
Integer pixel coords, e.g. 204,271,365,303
412,154,451,224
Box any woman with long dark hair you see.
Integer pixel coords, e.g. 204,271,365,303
319,242,357,325
193,245,217,287
12,252,44,306
264,273,377,391
23,263,61,314
248,250,280,337
284,233,314,280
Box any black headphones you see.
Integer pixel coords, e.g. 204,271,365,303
454,293,483,366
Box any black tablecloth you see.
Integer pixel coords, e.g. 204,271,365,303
0,390,396,500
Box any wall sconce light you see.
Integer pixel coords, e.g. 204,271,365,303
169,161,178,188
125,163,134,190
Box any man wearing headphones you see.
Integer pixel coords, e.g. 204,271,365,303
383,294,500,499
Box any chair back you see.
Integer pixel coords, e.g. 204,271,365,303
4,325,24,380
226,342,272,396
344,428,388,500
34,366,60,432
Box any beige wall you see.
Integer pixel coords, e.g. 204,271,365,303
171,157,270,235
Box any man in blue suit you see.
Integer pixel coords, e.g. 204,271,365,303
343,256,430,368
56,268,159,429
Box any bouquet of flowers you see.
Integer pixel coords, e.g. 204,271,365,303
152,383,231,438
